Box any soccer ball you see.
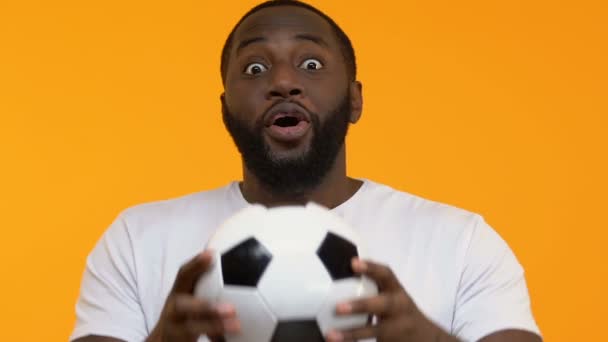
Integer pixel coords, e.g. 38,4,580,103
194,202,378,342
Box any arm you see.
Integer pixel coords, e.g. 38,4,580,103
479,329,542,342
71,211,238,342
452,216,542,341
327,216,542,342
70,214,149,341
326,258,542,342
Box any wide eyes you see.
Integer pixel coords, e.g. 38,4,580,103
299,58,323,70
243,58,324,75
244,63,268,75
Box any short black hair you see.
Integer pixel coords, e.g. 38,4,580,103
220,0,356,84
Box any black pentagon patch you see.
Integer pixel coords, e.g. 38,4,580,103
221,237,272,287
270,320,324,342
316,232,358,280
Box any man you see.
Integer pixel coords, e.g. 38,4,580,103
71,1,542,341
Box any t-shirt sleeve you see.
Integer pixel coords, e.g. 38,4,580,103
452,216,541,341
70,213,148,341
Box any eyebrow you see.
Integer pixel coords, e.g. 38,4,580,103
294,33,329,48
235,33,329,56
236,37,267,55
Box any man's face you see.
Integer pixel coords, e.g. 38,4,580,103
221,6,360,194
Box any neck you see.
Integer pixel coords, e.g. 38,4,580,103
239,147,362,209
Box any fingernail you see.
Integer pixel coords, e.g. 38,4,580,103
200,251,212,260
336,302,352,314
216,303,235,315
327,330,344,341
352,258,367,272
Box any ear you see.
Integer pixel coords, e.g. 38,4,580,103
220,92,228,114
349,81,363,124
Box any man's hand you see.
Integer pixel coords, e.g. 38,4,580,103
326,258,459,342
146,251,241,342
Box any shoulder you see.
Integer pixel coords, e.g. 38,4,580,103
356,179,483,231
121,185,228,221
350,179,508,261
364,181,518,266
108,183,242,241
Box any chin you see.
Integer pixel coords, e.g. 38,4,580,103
267,146,311,163
264,139,312,161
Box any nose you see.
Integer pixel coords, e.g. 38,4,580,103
266,64,303,100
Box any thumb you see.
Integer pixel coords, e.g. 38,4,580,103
172,251,214,294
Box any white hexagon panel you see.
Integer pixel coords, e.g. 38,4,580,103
253,204,329,256
219,287,277,342
317,277,378,335
258,251,332,320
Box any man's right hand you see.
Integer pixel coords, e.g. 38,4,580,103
147,251,241,342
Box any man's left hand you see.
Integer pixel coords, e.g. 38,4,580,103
325,258,459,342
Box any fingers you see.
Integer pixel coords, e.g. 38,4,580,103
172,251,214,294
168,315,239,339
183,315,240,337
164,295,241,337
336,259,409,317
329,260,424,342
336,292,410,317
168,295,235,322
326,325,376,342
326,318,411,342
352,258,401,291
157,251,243,340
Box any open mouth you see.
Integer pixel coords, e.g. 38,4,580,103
271,113,307,128
262,102,312,142
265,112,311,142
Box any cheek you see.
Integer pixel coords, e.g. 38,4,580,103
302,70,349,110
225,82,266,120
304,82,345,114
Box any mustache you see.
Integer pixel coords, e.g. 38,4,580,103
256,101,319,131
221,97,319,131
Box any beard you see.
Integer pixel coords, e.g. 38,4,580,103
222,94,351,196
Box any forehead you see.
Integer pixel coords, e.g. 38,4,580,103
232,6,338,49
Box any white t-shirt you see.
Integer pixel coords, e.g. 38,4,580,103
70,179,540,342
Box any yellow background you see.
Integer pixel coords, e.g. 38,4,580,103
1,0,606,340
